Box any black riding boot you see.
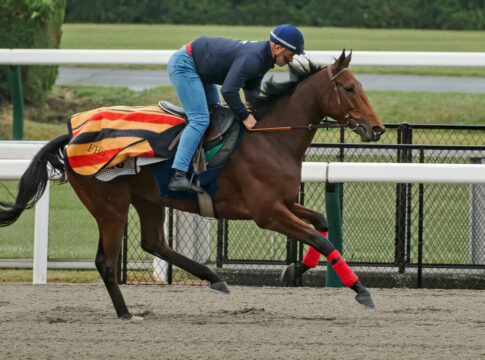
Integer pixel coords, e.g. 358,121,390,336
168,170,204,194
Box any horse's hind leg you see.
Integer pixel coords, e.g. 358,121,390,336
131,194,229,293
68,173,133,319
95,217,132,319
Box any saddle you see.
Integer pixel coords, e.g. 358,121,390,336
159,101,236,152
157,101,242,218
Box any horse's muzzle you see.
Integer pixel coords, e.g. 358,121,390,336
371,125,385,141
355,124,385,142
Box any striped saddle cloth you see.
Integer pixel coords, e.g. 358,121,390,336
64,105,186,177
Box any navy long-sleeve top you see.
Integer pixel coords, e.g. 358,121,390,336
191,36,275,121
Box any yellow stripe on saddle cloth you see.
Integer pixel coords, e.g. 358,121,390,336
64,105,186,177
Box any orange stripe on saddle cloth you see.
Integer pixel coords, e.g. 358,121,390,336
65,105,186,177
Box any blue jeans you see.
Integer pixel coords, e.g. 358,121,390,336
167,46,221,172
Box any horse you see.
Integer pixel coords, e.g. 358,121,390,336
0,50,385,319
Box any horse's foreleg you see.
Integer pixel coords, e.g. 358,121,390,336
289,203,329,266
131,195,229,293
289,203,328,232
261,203,374,308
282,203,329,285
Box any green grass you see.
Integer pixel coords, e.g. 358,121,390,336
0,85,179,140
59,24,485,77
0,181,98,259
61,24,485,52
350,66,485,78
367,91,485,126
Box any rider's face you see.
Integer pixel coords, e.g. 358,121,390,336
274,47,295,67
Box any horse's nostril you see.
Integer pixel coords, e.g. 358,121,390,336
373,126,385,135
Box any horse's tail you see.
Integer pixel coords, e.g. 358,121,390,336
0,134,70,227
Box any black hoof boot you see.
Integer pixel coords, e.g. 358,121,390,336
351,280,375,308
210,281,230,294
280,263,310,286
168,170,204,194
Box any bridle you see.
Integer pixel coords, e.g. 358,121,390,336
322,66,358,130
249,65,358,132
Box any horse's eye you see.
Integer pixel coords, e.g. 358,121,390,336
345,87,354,93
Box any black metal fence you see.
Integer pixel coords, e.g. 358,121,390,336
121,124,485,289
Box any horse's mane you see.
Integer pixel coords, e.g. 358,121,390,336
250,59,324,120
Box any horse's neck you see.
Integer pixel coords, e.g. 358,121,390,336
257,74,324,162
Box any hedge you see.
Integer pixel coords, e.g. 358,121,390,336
0,0,66,105
64,0,485,30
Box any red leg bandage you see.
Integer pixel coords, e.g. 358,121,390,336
301,230,328,268
302,247,321,268
327,250,358,287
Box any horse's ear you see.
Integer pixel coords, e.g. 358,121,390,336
336,49,346,70
344,50,352,68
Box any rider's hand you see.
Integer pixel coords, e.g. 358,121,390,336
243,114,257,130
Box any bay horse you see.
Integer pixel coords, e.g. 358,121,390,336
0,51,385,319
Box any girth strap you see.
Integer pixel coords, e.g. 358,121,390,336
192,143,215,218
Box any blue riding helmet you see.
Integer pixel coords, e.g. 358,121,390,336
270,24,305,55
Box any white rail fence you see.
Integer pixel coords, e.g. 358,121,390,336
1,49,485,67
0,142,48,284
2,142,485,283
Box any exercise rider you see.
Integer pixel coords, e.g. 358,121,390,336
167,24,305,193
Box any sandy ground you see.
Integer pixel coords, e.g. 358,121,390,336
0,284,484,360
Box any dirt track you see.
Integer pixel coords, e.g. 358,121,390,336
0,284,484,360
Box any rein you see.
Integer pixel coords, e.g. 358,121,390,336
247,120,345,132
248,65,356,133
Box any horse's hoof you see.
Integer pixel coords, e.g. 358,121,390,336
280,263,296,286
355,293,375,309
352,280,375,309
119,313,133,320
120,314,144,321
210,281,230,294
